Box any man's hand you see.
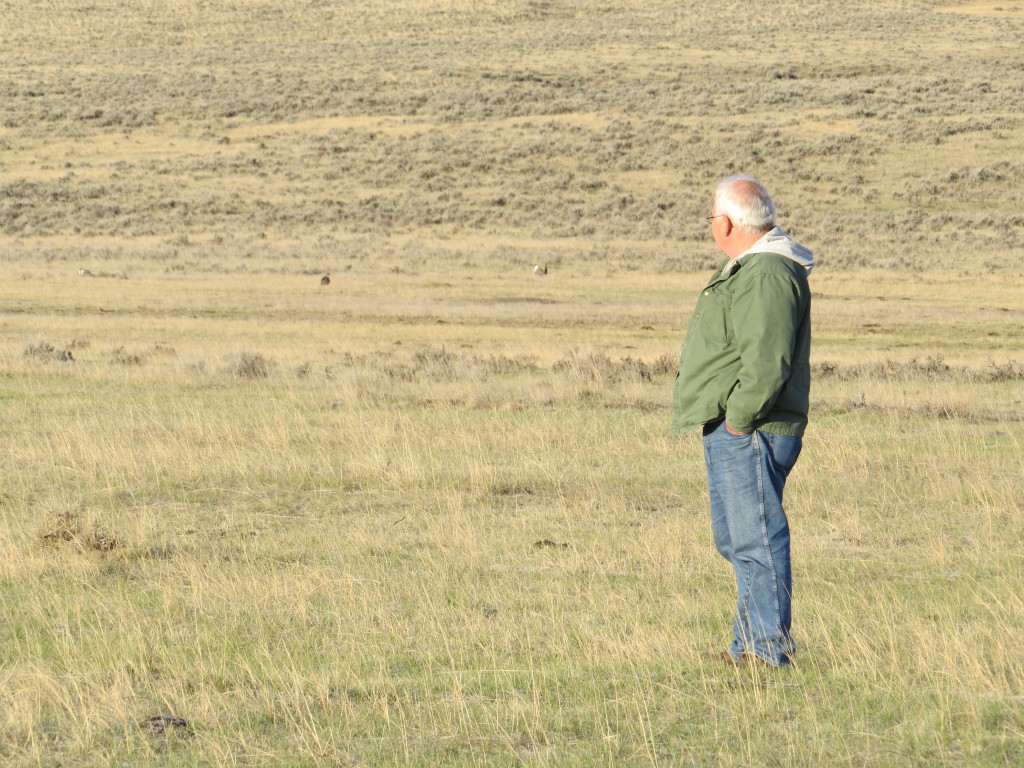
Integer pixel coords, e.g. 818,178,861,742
725,423,749,436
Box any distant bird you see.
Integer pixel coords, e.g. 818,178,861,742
78,268,94,277
320,274,330,286
533,264,547,276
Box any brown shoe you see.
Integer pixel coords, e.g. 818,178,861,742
740,653,778,668
706,651,789,669
705,650,741,664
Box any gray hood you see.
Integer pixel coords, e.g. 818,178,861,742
723,227,815,277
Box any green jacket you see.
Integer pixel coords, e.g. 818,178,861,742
671,237,813,437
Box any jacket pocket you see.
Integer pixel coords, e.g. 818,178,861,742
695,286,733,343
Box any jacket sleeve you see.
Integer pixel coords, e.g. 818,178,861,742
724,270,803,433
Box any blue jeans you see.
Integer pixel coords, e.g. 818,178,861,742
702,419,802,666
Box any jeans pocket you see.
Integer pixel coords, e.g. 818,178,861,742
762,431,802,475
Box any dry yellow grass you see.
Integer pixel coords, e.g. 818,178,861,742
2,0,1024,766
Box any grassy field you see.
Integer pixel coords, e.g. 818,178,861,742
2,1,1023,766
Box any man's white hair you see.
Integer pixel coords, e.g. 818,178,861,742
714,175,776,233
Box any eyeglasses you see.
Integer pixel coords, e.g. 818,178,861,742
705,214,724,223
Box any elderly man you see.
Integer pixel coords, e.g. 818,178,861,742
672,175,814,668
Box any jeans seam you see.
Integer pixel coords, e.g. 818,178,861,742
752,432,784,639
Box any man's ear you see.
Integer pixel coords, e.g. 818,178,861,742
721,216,734,237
